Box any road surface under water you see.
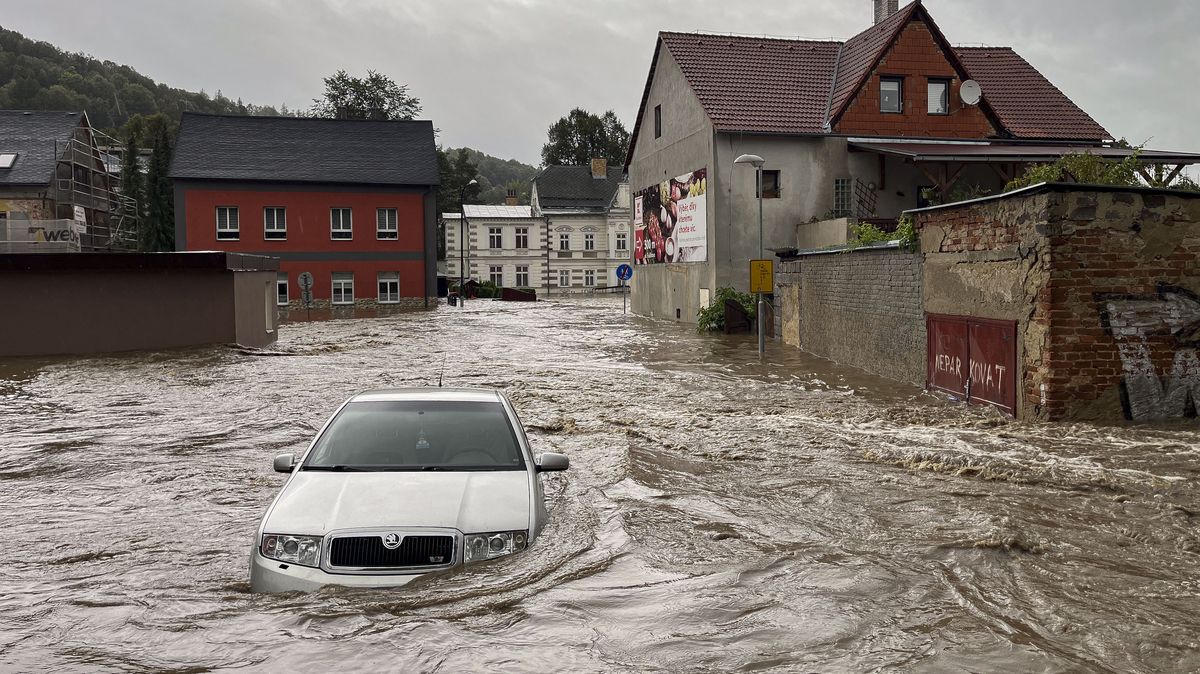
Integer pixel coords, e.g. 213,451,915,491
1,296,1197,672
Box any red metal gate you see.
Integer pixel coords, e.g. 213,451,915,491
926,314,1017,416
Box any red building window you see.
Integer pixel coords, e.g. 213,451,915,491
264,207,287,240
376,208,397,240
216,206,239,240
331,207,352,240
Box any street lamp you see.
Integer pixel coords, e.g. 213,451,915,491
734,153,766,356
459,178,478,306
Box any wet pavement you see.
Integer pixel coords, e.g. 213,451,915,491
1,295,1197,672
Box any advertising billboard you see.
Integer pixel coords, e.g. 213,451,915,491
633,167,706,264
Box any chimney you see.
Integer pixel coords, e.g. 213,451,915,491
505,189,518,206
874,0,899,24
591,157,607,180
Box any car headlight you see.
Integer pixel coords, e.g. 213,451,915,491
464,530,528,563
260,534,322,568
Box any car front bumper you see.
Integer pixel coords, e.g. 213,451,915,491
250,551,439,593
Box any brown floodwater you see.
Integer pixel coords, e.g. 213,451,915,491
1,295,1197,672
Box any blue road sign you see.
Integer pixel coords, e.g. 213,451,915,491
616,264,633,281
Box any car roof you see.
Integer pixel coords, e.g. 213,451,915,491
347,388,505,404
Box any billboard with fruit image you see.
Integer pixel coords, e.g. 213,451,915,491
633,167,706,264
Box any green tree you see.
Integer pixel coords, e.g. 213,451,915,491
541,108,630,167
119,131,143,222
142,123,174,251
436,148,480,260
310,69,421,120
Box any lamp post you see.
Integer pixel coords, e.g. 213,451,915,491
458,178,478,306
734,153,766,356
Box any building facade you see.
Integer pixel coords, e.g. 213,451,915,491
530,161,630,294
443,161,631,296
444,204,545,291
624,0,1197,323
170,113,440,310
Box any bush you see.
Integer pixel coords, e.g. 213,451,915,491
697,287,756,333
1005,151,1141,192
847,221,892,248
476,280,499,298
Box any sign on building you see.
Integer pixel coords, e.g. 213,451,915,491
633,167,707,264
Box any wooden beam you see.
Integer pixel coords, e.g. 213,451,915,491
1164,163,1186,185
1137,167,1155,184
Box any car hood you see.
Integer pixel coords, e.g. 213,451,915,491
264,470,531,536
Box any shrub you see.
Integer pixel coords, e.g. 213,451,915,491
697,286,756,333
847,221,892,248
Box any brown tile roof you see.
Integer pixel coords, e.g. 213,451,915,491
956,47,1110,141
659,32,841,134
626,2,1113,166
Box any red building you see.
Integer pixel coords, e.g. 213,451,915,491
169,112,439,309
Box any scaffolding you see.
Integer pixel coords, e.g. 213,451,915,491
49,126,139,251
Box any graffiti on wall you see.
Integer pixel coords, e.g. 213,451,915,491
1097,284,1200,420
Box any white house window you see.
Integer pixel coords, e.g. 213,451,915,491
489,265,504,285
616,232,627,251
489,227,502,249
559,233,570,250
377,272,399,303
558,269,570,287
332,272,354,305
515,228,529,249
276,272,288,306
264,207,286,240
330,207,352,240
376,208,398,239
515,265,529,287
216,206,239,240
834,178,853,217
880,77,903,113
584,233,595,250
928,78,949,115
584,269,595,286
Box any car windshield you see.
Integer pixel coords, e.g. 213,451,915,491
303,400,526,471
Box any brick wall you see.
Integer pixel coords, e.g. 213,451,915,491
776,246,925,385
916,187,1200,421
834,20,996,139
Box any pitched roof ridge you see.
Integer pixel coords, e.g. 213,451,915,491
180,111,433,125
659,30,840,46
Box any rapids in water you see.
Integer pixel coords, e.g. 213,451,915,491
1,296,1197,672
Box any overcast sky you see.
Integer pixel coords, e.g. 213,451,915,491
6,0,1198,168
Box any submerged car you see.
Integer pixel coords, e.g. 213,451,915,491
249,388,568,593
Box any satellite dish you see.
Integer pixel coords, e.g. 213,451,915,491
960,79,982,106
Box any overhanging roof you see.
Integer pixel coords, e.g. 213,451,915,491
849,141,1200,164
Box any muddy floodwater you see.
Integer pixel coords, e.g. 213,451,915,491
1,296,1198,672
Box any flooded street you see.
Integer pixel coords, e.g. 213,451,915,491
1,295,1198,672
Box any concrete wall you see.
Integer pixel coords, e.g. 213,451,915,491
796,218,852,249
915,185,1200,421
627,45,716,322
0,252,279,357
776,245,925,385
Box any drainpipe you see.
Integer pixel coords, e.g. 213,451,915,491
544,216,552,297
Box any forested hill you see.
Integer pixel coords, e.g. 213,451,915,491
0,26,290,134
448,147,539,204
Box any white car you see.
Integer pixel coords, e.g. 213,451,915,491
250,388,568,593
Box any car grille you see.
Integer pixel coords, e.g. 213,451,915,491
329,535,455,568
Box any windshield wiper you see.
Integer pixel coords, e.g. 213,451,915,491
302,464,366,472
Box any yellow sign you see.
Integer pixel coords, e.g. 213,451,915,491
750,259,774,294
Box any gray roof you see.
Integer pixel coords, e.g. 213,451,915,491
534,165,624,212
0,110,85,186
169,112,439,186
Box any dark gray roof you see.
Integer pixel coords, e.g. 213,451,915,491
169,112,439,186
0,110,85,186
534,165,624,211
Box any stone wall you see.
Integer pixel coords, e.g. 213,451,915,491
916,186,1200,421
776,245,925,385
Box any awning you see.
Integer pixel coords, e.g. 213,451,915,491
849,140,1200,197
849,141,1200,165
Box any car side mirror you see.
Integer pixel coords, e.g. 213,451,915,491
273,453,295,473
535,452,569,472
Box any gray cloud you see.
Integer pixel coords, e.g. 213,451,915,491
6,0,1198,171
